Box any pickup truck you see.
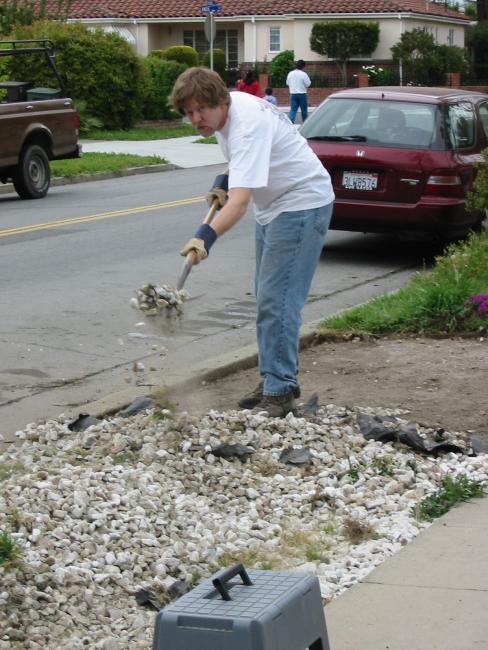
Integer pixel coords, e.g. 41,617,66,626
0,39,81,199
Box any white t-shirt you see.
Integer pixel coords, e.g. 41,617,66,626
286,69,311,94
216,92,334,226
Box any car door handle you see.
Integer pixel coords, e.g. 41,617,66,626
64,100,71,106
400,178,420,185
25,104,33,110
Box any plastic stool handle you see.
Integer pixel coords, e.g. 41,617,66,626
212,563,253,601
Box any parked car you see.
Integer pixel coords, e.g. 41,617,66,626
301,87,488,240
0,39,80,200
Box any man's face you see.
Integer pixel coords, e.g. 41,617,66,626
183,99,228,136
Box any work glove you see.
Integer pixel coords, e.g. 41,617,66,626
180,238,207,264
180,224,217,264
206,172,229,208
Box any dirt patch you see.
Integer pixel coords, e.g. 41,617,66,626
168,336,488,436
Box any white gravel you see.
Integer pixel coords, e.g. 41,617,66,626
1,404,487,649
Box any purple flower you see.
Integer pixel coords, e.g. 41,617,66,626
465,294,488,317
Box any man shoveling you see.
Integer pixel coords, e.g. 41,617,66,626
171,67,334,417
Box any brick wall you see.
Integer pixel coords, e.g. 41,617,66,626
269,83,488,108
271,86,340,107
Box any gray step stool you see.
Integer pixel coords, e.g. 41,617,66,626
153,563,330,650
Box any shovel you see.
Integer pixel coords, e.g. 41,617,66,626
176,198,220,291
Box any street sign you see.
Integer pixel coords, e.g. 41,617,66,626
201,3,221,13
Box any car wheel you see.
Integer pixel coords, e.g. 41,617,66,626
12,144,51,199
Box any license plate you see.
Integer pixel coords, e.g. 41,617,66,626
342,171,378,191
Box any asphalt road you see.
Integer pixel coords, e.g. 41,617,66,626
0,166,431,442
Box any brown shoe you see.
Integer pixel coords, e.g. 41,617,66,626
238,381,264,409
238,382,301,409
252,390,296,417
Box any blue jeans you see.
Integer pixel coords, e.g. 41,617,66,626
255,204,333,396
289,93,308,123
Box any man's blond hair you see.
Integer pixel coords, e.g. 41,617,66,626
170,67,230,114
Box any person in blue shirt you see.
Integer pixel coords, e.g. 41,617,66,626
264,87,277,106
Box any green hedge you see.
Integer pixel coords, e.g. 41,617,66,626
161,45,198,67
202,48,226,77
8,21,144,129
141,57,187,119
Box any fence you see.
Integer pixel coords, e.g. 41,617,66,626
258,72,488,108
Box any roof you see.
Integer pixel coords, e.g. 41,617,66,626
41,0,471,21
329,86,488,100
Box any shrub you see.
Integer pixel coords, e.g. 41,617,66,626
148,49,166,59
362,64,398,86
162,45,198,67
8,21,144,129
434,45,470,76
141,57,187,120
269,49,294,86
202,48,226,78
467,147,488,213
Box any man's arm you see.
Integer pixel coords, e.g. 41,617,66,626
211,187,252,236
180,187,251,263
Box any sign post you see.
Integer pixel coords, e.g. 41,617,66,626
201,3,222,71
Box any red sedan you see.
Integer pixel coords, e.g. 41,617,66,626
301,87,488,240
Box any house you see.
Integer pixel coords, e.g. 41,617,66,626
46,0,471,69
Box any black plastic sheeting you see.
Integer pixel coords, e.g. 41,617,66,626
211,443,255,460
356,412,471,456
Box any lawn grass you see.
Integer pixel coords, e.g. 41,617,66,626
317,231,488,336
195,135,218,144
84,123,197,141
51,152,167,178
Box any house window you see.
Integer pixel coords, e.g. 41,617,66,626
448,29,455,45
269,27,280,52
183,29,238,67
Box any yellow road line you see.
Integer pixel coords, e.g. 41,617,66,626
0,195,205,238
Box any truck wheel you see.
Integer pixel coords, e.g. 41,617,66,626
12,144,51,199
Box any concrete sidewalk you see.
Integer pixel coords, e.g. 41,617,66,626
81,134,227,168
325,496,488,649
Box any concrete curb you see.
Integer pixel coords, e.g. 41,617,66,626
85,323,320,419
0,163,179,196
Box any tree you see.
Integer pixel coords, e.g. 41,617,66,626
310,21,379,85
477,0,488,21
466,21,488,80
0,0,34,35
392,28,469,85
391,28,438,85
0,0,72,35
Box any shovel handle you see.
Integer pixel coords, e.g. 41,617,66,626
203,197,220,225
186,198,219,265
187,198,219,264
176,198,221,289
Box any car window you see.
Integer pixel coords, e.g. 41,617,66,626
301,98,436,148
446,102,475,149
479,102,488,141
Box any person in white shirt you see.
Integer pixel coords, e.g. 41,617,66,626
286,59,311,124
171,67,334,417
